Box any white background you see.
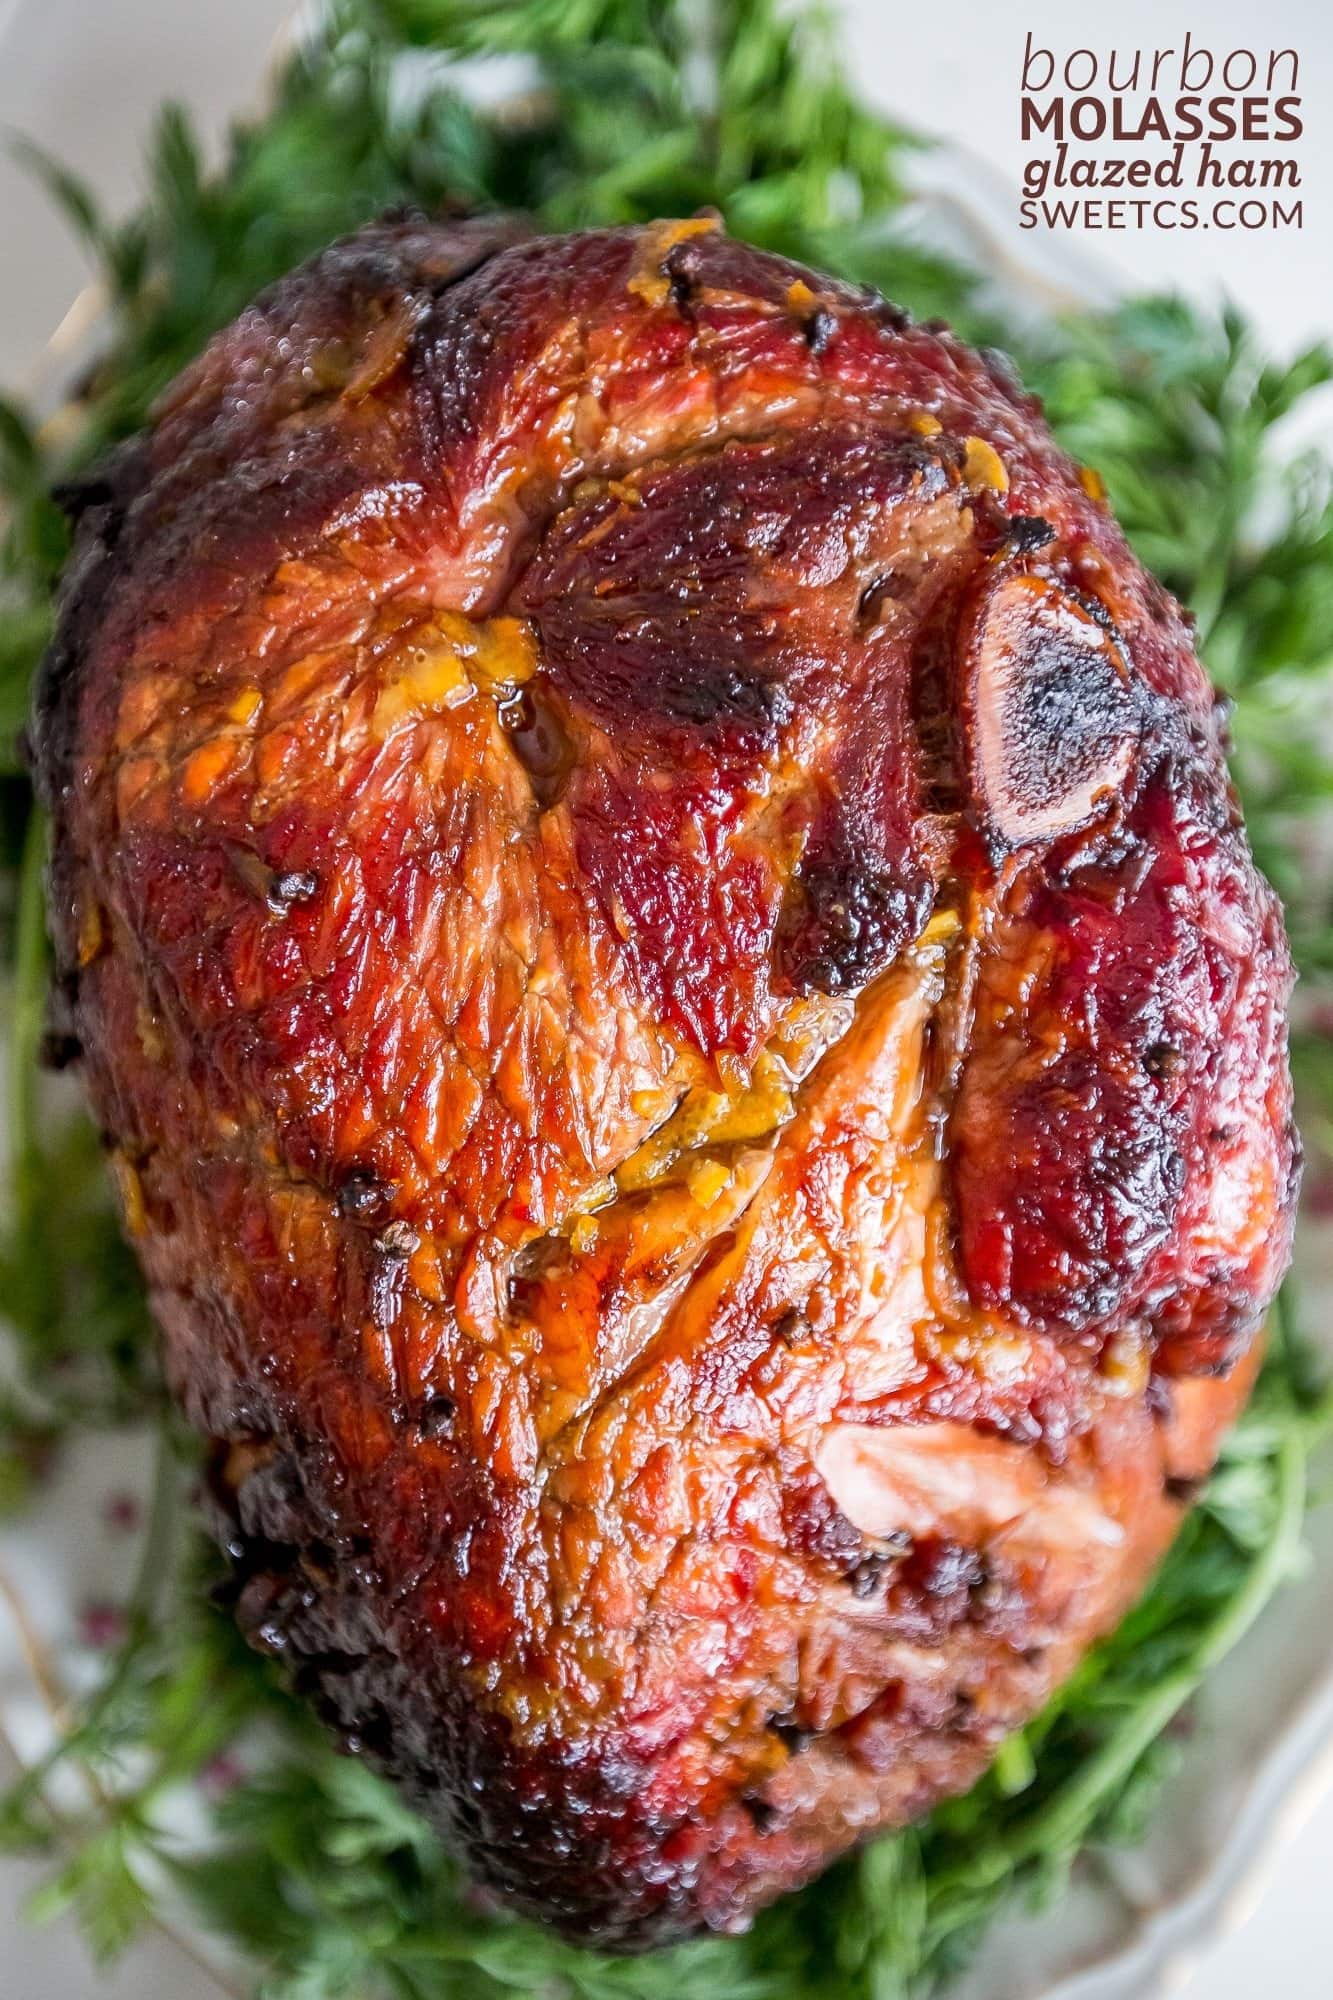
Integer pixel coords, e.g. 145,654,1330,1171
0,3,1330,1996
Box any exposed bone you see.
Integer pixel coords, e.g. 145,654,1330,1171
962,572,1139,846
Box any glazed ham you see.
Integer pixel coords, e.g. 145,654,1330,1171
31,216,1298,1946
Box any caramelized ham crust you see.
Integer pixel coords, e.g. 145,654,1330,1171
31,215,1298,1946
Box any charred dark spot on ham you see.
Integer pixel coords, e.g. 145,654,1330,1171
806,308,838,354
781,852,931,995
418,1394,457,1439
662,236,706,309
336,1169,397,1221
1005,514,1056,554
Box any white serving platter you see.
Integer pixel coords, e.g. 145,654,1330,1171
1,5,1331,1997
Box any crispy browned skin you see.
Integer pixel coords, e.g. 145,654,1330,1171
32,216,1298,1946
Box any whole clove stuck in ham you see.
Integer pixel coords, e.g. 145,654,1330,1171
31,214,1298,1947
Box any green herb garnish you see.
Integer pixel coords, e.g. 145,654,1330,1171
1,4,1331,1997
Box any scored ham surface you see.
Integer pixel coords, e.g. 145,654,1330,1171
31,215,1298,1946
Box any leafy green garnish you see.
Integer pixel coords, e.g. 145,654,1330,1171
1,3,1331,1998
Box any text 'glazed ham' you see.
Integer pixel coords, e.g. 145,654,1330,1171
31,215,1298,1947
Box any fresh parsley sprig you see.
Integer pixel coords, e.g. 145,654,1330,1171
1,3,1331,1997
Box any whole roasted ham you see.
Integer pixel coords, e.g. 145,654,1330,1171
32,216,1297,1946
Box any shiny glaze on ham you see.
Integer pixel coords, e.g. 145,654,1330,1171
32,215,1297,1946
